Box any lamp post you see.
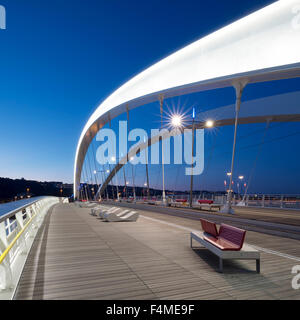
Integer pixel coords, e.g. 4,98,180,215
170,112,215,208
238,175,244,200
129,156,136,202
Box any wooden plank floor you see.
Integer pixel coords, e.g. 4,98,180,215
14,203,300,300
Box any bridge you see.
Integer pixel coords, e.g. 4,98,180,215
74,0,300,214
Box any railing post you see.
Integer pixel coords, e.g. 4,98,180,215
262,195,265,208
280,195,284,208
0,260,13,290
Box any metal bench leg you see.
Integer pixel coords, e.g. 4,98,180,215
190,236,193,248
256,259,260,273
219,258,223,273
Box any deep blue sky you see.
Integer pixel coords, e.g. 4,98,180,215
0,0,299,194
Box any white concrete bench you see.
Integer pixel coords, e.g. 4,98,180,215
195,203,222,211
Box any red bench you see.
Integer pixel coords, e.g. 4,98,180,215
198,200,214,204
191,219,260,273
201,219,246,251
175,199,187,203
200,219,218,237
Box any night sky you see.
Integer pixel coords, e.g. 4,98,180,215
0,0,299,194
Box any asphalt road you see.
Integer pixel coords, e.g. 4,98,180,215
103,201,300,240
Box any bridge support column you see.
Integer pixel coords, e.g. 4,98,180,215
220,79,248,214
159,94,166,205
189,113,195,208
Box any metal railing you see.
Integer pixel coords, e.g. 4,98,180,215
104,193,300,210
0,196,60,299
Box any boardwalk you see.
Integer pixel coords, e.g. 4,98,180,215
14,203,300,300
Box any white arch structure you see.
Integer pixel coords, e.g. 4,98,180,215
74,0,300,199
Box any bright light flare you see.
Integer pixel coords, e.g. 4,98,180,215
171,114,183,127
205,120,214,128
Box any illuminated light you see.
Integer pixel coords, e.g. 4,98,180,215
192,107,196,119
238,175,244,180
144,183,147,186
126,181,129,185
111,156,116,161
205,120,214,128
171,115,182,127
130,156,134,161
227,172,232,176
106,170,110,173
93,170,97,174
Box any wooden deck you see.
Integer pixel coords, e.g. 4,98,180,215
14,203,300,300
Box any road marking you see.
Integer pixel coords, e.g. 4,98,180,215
140,215,300,262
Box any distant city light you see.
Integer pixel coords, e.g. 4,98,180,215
238,175,244,180
227,172,232,176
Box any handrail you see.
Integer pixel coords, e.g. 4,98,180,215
0,212,37,264
0,196,60,297
0,196,52,223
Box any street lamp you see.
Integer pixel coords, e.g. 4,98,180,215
205,120,214,128
238,175,244,200
171,114,183,128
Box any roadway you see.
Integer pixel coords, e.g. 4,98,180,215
103,201,300,241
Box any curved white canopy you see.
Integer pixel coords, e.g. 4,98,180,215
74,0,300,197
